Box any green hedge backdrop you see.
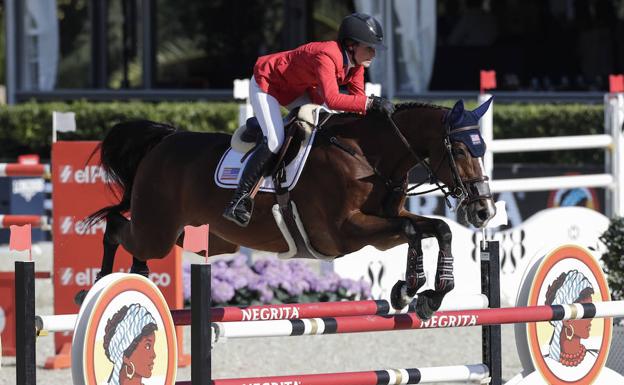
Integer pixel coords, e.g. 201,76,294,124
0,101,605,164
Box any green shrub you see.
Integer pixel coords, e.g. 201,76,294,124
0,101,239,160
492,104,604,164
599,217,624,300
0,100,606,165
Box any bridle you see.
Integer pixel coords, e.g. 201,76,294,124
321,108,493,210
386,112,493,210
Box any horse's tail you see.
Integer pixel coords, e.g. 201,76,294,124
86,120,178,226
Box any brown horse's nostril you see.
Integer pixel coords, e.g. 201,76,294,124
478,209,490,221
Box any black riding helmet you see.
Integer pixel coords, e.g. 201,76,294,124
338,13,386,50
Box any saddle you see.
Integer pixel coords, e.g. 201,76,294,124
230,104,335,260
231,104,329,169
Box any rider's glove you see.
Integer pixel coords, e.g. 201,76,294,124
367,96,395,116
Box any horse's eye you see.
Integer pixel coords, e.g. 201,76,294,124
452,148,466,157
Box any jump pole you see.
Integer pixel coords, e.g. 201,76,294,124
481,240,501,385
15,261,36,385
211,299,623,339
177,364,490,385
190,263,211,385
170,294,489,324
34,293,489,334
0,163,50,177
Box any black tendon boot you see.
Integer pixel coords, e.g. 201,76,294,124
223,141,275,227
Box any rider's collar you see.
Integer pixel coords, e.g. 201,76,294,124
343,49,355,71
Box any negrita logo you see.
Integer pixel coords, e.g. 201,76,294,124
58,165,110,184
59,216,106,235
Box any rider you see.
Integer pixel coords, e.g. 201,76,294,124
223,12,396,227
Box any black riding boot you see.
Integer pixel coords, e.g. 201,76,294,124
223,142,275,227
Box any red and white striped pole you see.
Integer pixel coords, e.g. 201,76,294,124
213,301,624,339
0,215,50,230
0,163,50,178
171,294,489,324
176,364,489,385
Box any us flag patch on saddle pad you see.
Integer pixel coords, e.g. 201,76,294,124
220,167,240,181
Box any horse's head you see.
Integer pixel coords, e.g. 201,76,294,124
427,98,497,228
440,99,496,227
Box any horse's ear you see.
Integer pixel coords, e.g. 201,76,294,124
448,99,465,124
472,96,494,120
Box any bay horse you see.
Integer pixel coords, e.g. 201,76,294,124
84,99,496,320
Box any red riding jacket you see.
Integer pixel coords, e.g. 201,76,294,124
253,40,368,113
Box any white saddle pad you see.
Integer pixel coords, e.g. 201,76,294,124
215,129,317,192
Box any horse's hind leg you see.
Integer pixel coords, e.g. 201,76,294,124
90,212,155,277
74,211,128,305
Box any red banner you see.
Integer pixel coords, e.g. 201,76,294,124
51,141,185,367
610,74,624,93
0,273,16,355
480,70,497,93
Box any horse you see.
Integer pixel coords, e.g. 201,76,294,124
83,98,496,320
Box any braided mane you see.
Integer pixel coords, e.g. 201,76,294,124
393,101,448,113
328,101,447,122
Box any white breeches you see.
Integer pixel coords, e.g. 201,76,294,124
249,76,285,154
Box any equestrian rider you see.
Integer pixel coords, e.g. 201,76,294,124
223,12,396,227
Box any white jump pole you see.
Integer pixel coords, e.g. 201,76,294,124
478,93,494,180
618,93,624,216
35,314,77,334
207,364,490,385
35,293,489,334
233,78,252,128
605,92,624,217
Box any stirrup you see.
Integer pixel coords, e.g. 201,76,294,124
223,195,254,227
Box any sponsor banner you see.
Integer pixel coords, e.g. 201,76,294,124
0,273,15,356
52,142,183,357
513,244,623,384
72,273,177,385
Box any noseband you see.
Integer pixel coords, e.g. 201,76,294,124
386,113,492,209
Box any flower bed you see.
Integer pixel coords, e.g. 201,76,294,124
183,254,371,306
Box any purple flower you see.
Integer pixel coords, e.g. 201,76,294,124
212,280,235,303
182,253,374,305
359,280,372,299
258,286,274,302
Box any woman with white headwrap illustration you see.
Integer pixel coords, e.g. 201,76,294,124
544,270,598,372
103,304,158,385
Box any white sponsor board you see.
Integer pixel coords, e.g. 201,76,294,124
333,207,609,306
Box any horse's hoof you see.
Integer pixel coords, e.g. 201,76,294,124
390,280,411,310
415,289,447,320
74,289,89,306
415,294,435,320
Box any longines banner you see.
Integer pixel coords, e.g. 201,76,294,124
51,141,184,364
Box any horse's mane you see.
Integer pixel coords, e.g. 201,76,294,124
327,101,447,125
393,101,448,113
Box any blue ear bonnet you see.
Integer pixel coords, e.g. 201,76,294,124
445,98,492,158
449,129,486,157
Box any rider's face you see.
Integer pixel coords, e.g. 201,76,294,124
353,44,376,68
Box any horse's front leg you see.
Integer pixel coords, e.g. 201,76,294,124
401,213,455,320
389,218,427,311
340,212,427,311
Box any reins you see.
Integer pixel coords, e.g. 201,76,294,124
384,113,465,208
322,109,491,210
